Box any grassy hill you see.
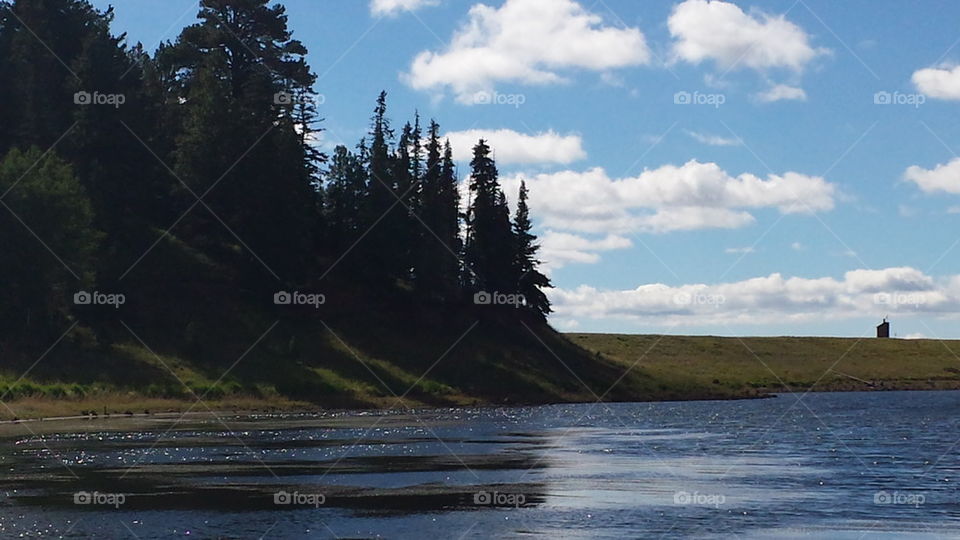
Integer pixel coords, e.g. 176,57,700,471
5,276,744,420
568,333,960,396
7,307,960,421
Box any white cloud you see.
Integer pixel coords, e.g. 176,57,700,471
371,0,439,16
912,65,960,100
685,130,742,146
404,0,650,102
755,84,807,102
725,246,755,254
444,129,586,165
668,0,826,72
551,267,959,327
501,160,837,234
904,158,960,194
791,242,805,251
540,231,632,270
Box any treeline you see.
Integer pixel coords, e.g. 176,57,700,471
0,0,551,352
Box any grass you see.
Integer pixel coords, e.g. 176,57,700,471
568,333,960,395
6,331,958,421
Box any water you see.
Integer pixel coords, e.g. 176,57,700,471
2,391,959,538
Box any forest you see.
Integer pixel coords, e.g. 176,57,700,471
0,0,643,412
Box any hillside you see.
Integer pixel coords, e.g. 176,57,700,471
569,333,960,395
1,309,747,421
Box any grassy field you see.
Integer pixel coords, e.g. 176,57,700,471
5,330,960,421
568,333,960,395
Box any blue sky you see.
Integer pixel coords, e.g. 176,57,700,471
93,0,960,338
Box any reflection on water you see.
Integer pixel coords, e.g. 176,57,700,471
1,391,959,538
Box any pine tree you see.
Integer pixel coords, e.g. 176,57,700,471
0,0,176,290
163,0,321,284
361,91,406,288
464,139,515,295
512,181,551,319
415,123,462,302
393,121,418,280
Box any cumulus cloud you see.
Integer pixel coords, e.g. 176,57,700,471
668,0,826,72
912,65,960,100
404,0,650,102
551,267,958,327
500,160,837,234
444,129,586,165
685,130,742,146
539,231,632,270
371,0,439,16
904,158,960,195
755,84,807,102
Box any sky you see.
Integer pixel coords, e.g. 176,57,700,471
91,0,960,338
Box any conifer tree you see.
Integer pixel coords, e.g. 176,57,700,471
163,0,321,283
512,181,551,319
416,123,462,301
464,139,515,295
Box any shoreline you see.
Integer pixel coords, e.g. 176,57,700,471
3,385,958,438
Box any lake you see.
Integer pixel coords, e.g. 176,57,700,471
1,390,958,538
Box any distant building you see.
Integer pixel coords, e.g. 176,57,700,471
877,318,890,338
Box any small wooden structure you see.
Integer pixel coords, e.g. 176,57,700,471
876,317,890,338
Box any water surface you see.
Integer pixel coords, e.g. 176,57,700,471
1,391,958,538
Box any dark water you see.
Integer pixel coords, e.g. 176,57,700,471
2,391,959,538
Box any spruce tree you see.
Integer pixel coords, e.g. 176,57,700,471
415,123,462,302
464,139,515,295
361,92,406,288
512,181,551,319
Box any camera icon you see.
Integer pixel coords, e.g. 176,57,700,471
874,292,891,305
473,491,491,505
74,91,92,105
274,291,292,305
874,490,891,504
74,291,92,305
473,91,492,105
274,490,291,505
673,491,691,504
873,91,891,105
673,91,691,105
473,291,492,305
274,92,293,105
672,292,692,306
73,491,92,504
